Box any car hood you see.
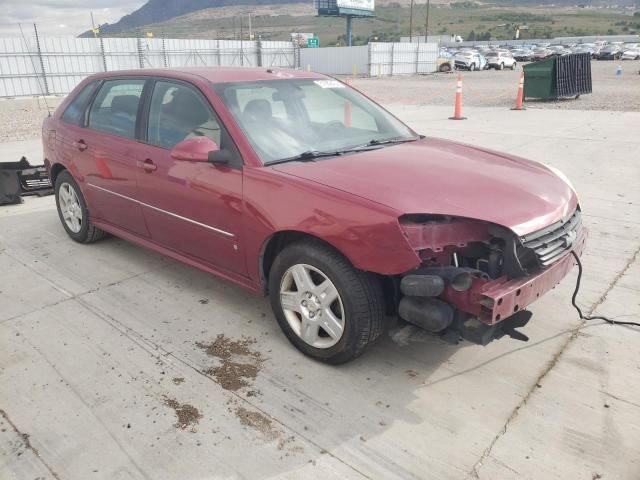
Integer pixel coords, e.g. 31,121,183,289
272,138,577,236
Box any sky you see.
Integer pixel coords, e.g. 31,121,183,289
0,0,145,37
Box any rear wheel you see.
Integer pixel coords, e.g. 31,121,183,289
499,62,505,70
469,63,476,71
55,170,106,243
268,239,385,364
511,61,517,70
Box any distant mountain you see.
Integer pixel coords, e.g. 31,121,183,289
80,0,304,37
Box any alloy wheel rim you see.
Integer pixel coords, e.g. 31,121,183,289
279,263,345,349
59,182,83,233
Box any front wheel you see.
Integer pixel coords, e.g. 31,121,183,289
269,239,385,364
469,63,476,71
55,170,106,243
499,63,505,71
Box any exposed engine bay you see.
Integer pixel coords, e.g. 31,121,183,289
397,210,585,344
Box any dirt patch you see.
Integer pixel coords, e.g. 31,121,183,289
196,335,263,391
172,377,185,385
235,407,279,441
163,397,202,430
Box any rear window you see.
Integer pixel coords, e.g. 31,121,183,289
87,79,145,139
61,81,98,126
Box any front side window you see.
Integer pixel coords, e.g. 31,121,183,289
215,79,416,165
88,79,145,139
147,81,222,149
61,81,98,126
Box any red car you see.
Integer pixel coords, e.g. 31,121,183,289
43,67,585,363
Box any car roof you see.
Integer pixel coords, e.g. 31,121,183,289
86,66,328,84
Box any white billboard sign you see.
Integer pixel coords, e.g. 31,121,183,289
337,0,375,12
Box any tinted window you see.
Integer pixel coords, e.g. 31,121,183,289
147,81,221,149
88,79,145,139
61,81,98,125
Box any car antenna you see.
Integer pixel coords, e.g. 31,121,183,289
18,23,52,117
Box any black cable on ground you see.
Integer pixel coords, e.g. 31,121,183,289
570,251,640,328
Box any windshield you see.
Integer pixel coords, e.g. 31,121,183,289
213,78,417,165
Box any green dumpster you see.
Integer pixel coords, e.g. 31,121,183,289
523,53,592,100
523,57,556,100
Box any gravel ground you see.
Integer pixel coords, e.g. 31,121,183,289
0,95,64,143
350,59,640,112
0,59,637,143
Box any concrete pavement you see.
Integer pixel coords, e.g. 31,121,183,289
1,106,639,480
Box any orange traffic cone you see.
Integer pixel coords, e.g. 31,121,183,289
344,101,352,127
511,72,526,111
449,74,466,120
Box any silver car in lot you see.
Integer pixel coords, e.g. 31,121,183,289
485,51,517,70
621,48,640,60
453,52,487,71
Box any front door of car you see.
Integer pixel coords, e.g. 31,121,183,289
133,80,246,275
79,78,150,238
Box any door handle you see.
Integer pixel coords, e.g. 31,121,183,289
74,140,88,152
142,158,157,173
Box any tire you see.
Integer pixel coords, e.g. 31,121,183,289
55,170,106,243
511,61,517,70
268,239,385,364
499,63,504,71
469,63,476,71
439,63,451,73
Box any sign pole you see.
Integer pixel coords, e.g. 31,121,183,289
346,15,353,47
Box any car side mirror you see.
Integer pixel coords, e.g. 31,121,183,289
171,137,220,163
208,149,232,165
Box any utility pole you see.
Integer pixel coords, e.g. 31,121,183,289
424,0,431,43
409,0,414,42
249,13,253,40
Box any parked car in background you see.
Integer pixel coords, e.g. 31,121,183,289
485,50,517,70
596,45,623,60
621,48,640,60
571,45,595,57
547,45,570,57
454,51,487,71
531,48,553,62
437,50,454,72
42,67,586,363
511,49,533,62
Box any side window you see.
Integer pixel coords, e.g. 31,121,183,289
61,81,98,126
87,79,145,139
147,81,222,149
300,84,378,132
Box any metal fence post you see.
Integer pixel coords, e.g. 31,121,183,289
390,42,395,77
99,36,107,72
33,23,50,95
294,42,301,69
136,33,144,69
257,40,263,67
162,33,168,68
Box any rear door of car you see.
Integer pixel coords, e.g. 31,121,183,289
131,78,246,275
78,77,151,237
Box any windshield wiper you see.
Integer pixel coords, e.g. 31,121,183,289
266,150,343,166
365,137,420,147
266,137,421,166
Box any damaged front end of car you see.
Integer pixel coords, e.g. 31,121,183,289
395,211,587,344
